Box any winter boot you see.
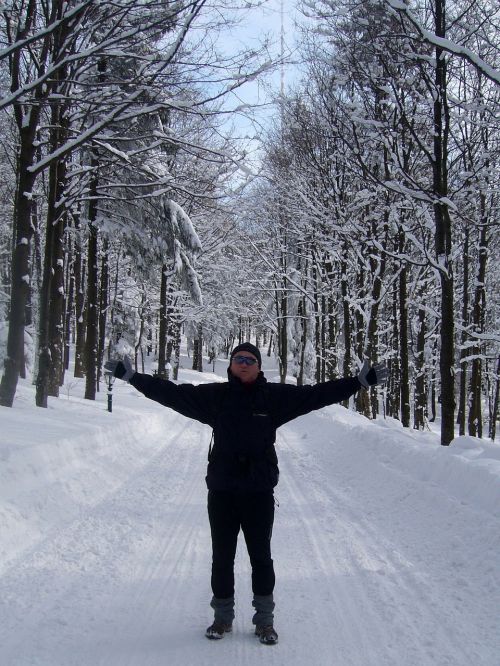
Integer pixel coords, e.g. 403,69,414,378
255,624,279,645
205,596,234,640
205,621,232,640
252,594,277,643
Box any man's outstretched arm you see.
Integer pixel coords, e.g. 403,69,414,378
104,357,218,426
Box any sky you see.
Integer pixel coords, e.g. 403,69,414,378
216,0,302,153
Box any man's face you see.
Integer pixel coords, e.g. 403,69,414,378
230,352,260,384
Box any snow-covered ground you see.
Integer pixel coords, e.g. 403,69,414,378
1,353,499,666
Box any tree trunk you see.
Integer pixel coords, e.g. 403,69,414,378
275,275,288,384
74,219,86,378
36,135,66,405
30,199,43,382
489,356,499,441
312,261,321,384
340,257,351,407
135,295,146,374
64,241,75,371
157,264,168,378
468,219,488,437
326,295,337,380
192,323,203,372
399,230,410,427
433,0,455,445
84,162,99,400
414,303,427,430
96,238,109,388
457,227,470,435
430,338,438,422
166,306,175,369
366,212,388,418
37,92,70,405
297,297,305,386
172,321,181,380
355,256,369,416
267,332,273,358
320,294,326,383
0,0,48,405
0,125,38,406
388,279,400,420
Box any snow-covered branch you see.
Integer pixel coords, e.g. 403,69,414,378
384,0,500,86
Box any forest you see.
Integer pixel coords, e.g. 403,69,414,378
0,0,499,446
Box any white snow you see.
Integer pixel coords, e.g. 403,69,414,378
0,353,499,665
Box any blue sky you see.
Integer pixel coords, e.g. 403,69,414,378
218,0,300,150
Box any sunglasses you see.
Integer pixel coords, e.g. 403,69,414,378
232,355,258,366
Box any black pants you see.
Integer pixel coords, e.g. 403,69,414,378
208,490,275,599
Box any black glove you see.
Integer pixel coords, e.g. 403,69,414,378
104,356,135,382
358,359,388,388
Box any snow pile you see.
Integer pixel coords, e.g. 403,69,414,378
317,406,500,518
0,379,169,573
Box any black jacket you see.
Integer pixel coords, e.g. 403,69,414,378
130,370,361,493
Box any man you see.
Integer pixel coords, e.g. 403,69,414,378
105,343,387,646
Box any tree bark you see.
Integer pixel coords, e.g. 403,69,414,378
64,244,74,372
74,217,86,378
96,238,109,388
0,125,38,406
414,303,427,430
274,271,288,384
326,295,337,380
354,255,370,417
388,279,400,420
84,160,99,400
399,230,410,427
489,356,499,441
457,226,470,435
36,95,68,405
0,0,47,406
172,321,181,380
430,338,438,422
297,297,306,386
340,257,351,407
312,260,321,384
135,294,146,374
366,212,388,419
157,264,168,377
468,218,488,437
433,0,455,445
192,323,203,372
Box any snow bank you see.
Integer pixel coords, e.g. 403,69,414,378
0,380,169,573
296,404,500,519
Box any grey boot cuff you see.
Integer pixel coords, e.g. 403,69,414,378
210,596,235,624
252,593,275,626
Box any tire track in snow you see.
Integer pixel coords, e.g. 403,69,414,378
2,405,498,666
112,417,213,666
0,414,212,666
276,427,394,666
276,423,495,666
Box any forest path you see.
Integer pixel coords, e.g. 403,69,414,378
0,407,498,666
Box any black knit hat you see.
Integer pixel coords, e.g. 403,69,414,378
230,342,262,368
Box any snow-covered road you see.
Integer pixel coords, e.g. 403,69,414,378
1,374,499,666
